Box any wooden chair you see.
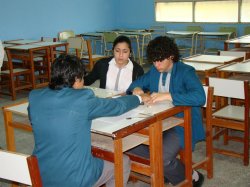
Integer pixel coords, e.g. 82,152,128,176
126,113,193,186
58,30,75,42
67,36,106,71
103,32,119,56
0,150,42,187
0,49,33,100
82,40,106,72
207,77,249,166
189,86,214,178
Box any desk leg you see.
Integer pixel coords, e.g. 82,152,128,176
149,121,164,187
224,42,229,51
114,138,123,187
3,110,16,151
183,107,192,186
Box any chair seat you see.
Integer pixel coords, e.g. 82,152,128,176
1,68,30,74
213,105,245,121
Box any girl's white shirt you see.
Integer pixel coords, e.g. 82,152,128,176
106,57,133,92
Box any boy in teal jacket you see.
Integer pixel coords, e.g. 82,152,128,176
127,36,205,187
29,54,149,187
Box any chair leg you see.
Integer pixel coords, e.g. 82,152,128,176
10,75,16,100
206,123,213,178
243,132,249,166
224,129,229,145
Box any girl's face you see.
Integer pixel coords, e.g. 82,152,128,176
113,42,131,67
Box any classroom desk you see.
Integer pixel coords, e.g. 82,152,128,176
32,41,69,62
216,60,250,80
166,31,199,56
196,32,232,54
3,88,192,187
5,44,51,89
182,54,244,64
182,54,244,83
224,35,250,50
4,39,40,45
183,61,223,81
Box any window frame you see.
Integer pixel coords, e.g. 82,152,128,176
154,0,249,23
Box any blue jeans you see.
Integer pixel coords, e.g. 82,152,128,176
128,128,185,185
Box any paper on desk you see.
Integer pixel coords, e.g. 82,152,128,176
91,101,174,135
92,110,146,134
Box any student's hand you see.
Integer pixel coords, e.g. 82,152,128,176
132,87,144,95
150,92,172,103
140,93,152,105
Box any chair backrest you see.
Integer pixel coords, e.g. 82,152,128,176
103,32,118,43
58,30,75,42
41,37,57,42
219,50,246,60
103,32,118,55
186,25,203,32
0,150,42,187
150,25,166,36
67,36,86,58
67,36,83,50
149,25,166,39
244,26,250,35
202,86,214,108
208,77,246,99
218,27,237,38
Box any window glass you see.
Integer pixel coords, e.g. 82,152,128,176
241,0,250,22
155,2,192,22
195,1,238,22
155,0,242,23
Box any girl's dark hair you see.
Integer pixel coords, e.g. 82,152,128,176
146,36,180,63
112,35,132,53
49,54,85,90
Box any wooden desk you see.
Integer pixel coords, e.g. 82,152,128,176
4,39,40,45
216,60,250,81
196,32,232,54
182,54,244,83
32,41,69,62
3,88,192,187
5,44,51,89
166,31,199,56
224,35,250,50
183,54,243,64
